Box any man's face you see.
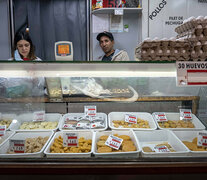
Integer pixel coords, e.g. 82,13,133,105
99,36,114,54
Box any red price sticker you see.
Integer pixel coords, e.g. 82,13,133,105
197,132,207,147
154,145,170,153
63,133,78,147
154,112,168,122
9,140,25,153
84,106,96,116
180,109,192,121
105,135,123,150
125,114,137,124
33,111,45,122
0,125,6,136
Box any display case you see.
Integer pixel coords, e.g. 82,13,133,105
0,62,207,175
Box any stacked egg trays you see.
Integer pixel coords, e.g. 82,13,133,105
175,16,207,61
135,16,207,61
0,111,207,158
135,38,190,61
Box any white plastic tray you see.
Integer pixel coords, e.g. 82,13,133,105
173,130,207,157
59,113,107,131
108,112,157,131
152,112,205,131
93,130,141,158
0,113,17,131
10,113,62,132
135,130,190,158
44,130,93,158
0,131,54,158
0,131,15,147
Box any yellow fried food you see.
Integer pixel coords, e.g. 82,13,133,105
112,118,150,129
158,120,195,128
50,136,92,153
182,140,207,151
142,146,154,152
98,146,112,153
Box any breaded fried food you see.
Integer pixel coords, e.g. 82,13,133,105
97,146,112,153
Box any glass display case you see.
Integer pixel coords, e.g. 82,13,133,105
0,62,207,175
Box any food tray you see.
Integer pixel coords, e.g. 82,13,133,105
135,130,190,158
0,131,54,158
108,112,157,130
0,113,17,131
59,113,107,131
93,130,141,158
44,130,93,158
152,112,205,131
10,113,62,132
173,130,207,157
0,131,15,147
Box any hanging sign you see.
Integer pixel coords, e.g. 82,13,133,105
176,62,207,86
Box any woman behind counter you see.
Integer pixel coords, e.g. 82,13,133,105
10,31,41,61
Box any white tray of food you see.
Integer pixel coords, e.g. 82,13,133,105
152,112,205,131
59,113,107,131
0,131,54,158
135,130,190,158
108,112,157,131
0,113,17,131
10,113,62,131
173,130,207,157
44,130,93,158
93,130,141,158
0,131,15,147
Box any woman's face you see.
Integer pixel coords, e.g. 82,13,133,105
16,40,30,58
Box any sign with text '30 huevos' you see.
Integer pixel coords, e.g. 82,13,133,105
176,62,207,86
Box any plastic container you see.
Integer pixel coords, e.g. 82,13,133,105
135,130,190,158
93,130,141,158
0,114,17,131
152,112,205,131
10,113,62,132
0,131,15,147
0,131,54,158
173,130,207,157
44,130,93,158
108,112,157,130
59,113,107,131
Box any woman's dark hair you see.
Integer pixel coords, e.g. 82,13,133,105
12,31,37,60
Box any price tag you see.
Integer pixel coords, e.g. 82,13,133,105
63,133,78,147
180,109,192,121
105,135,123,150
62,124,74,129
197,132,207,147
125,114,137,124
0,125,6,136
84,106,96,116
114,9,124,15
33,111,45,122
154,145,170,153
9,140,25,153
154,112,168,122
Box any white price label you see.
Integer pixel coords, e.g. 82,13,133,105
154,112,168,122
105,135,123,150
33,111,45,122
154,145,170,153
9,140,25,153
63,133,78,147
180,109,192,120
125,114,137,124
114,9,124,15
197,132,207,147
0,125,6,136
63,124,74,129
84,106,96,116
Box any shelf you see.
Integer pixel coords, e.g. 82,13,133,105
92,8,142,14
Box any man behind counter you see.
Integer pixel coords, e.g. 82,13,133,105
96,31,130,61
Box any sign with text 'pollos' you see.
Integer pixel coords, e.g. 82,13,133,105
105,135,123,150
63,133,78,147
84,106,96,116
9,139,25,153
176,62,207,86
